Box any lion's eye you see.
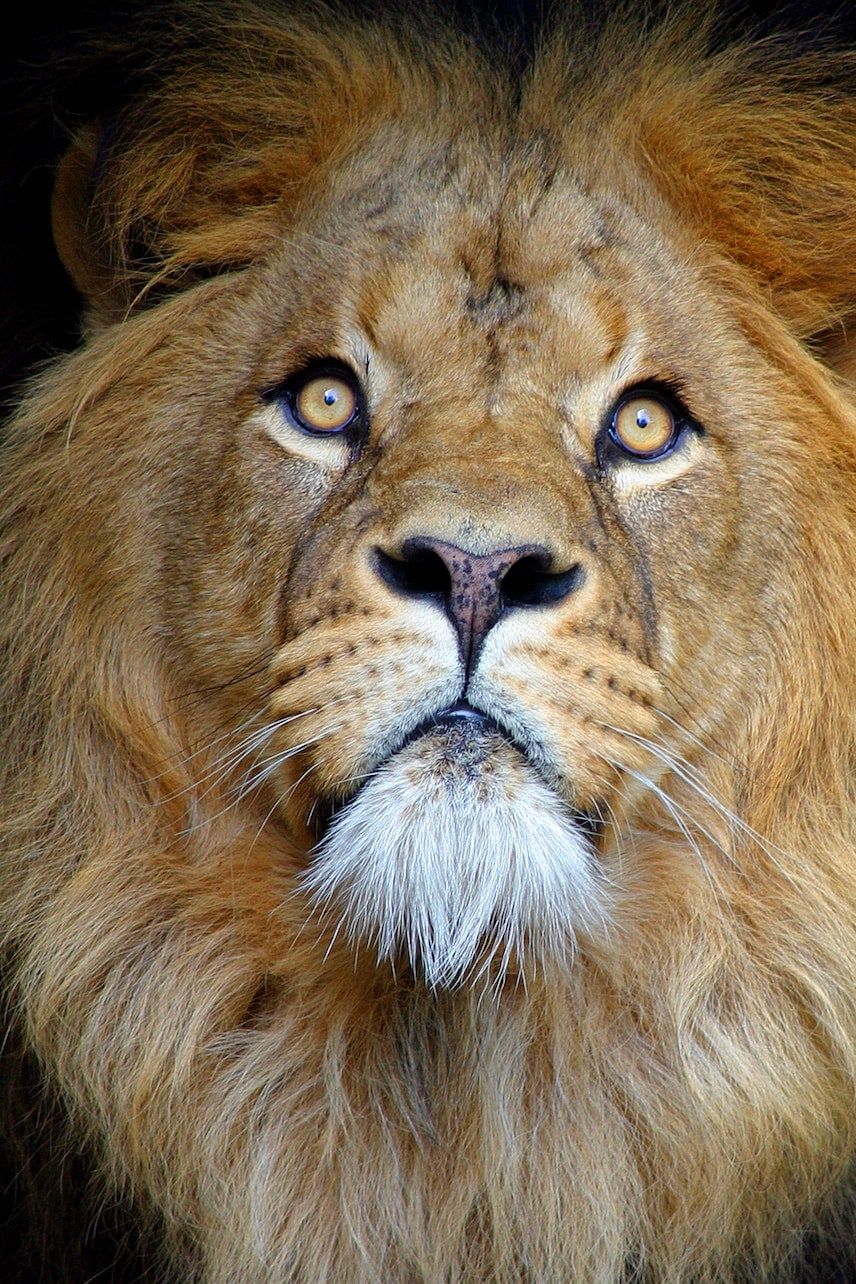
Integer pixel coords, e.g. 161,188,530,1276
611,394,674,459
608,391,679,460
294,374,358,433
271,365,364,438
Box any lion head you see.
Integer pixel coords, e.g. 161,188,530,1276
3,3,856,1280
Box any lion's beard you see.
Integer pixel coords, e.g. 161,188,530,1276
302,725,607,988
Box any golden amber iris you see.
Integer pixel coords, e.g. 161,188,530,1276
293,374,359,434
611,394,676,459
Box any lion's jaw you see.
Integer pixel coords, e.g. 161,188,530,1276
304,718,606,987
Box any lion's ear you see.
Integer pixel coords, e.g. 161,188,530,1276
46,9,408,328
49,111,287,327
51,124,128,326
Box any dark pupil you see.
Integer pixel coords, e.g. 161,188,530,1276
636,409,650,427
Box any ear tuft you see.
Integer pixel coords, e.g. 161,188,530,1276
51,123,126,325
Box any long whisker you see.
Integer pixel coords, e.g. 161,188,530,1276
178,721,342,835
607,728,745,838
236,728,344,800
244,765,318,864
601,722,807,889
656,673,748,768
611,759,736,908
231,692,363,801
164,655,274,717
165,691,357,808
650,703,748,778
142,707,264,786
163,711,308,806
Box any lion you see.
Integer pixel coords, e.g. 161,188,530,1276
3,1,856,1279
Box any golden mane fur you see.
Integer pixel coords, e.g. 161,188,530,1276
3,3,856,1280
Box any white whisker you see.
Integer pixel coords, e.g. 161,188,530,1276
179,722,340,836
612,760,733,909
651,703,747,777
600,721,804,888
234,728,340,800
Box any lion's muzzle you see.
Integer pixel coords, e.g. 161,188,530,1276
301,716,609,987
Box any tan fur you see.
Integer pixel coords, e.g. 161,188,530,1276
4,3,856,1279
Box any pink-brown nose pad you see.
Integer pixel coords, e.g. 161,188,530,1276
374,537,584,671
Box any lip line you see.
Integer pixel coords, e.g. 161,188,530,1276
309,700,516,844
310,700,604,848
398,699,518,753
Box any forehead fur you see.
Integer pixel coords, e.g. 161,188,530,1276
78,2,856,342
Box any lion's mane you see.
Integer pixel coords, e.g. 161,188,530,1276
3,4,856,1281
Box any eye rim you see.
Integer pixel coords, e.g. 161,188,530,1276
601,382,696,465
263,361,366,440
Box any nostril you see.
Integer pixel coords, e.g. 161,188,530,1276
374,545,451,600
374,536,586,673
500,556,585,608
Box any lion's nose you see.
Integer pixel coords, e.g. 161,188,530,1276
374,537,584,670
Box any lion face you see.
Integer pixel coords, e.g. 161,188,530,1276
181,155,773,987
6,6,856,1281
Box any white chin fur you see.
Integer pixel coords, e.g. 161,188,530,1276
302,728,607,988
